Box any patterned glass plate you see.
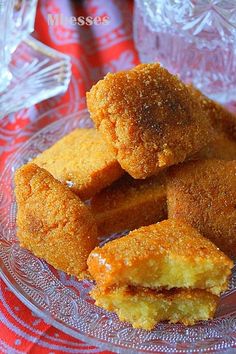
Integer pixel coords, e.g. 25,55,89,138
0,103,236,353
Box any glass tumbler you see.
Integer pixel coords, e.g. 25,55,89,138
0,0,71,119
0,0,37,92
134,0,236,104
0,0,14,91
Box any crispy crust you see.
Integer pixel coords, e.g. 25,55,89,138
87,63,214,178
33,128,124,200
166,159,236,258
188,86,236,161
90,174,167,236
14,163,98,277
191,130,236,161
189,85,236,140
87,219,233,293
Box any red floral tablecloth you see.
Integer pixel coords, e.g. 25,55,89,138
0,0,139,352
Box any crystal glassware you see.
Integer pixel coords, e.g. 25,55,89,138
0,0,14,92
134,0,236,104
8,0,37,53
0,0,37,92
0,0,71,119
0,37,71,119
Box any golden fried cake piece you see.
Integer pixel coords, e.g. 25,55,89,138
189,86,236,161
90,174,167,236
33,128,124,200
189,85,236,140
191,130,236,161
87,219,233,295
14,163,98,277
167,160,236,258
91,286,219,330
87,63,214,178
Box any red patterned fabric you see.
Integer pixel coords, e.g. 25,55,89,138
0,0,139,352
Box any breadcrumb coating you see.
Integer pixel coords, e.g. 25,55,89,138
192,130,236,161
189,86,236,161
87,219,233,294
90,174,167,236
167,160,236,257
189,85,236,140
91,286,219,330
87,63,214,178
33,128,124,200
14,163,98,277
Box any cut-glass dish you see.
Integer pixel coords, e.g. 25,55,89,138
0,103,235,353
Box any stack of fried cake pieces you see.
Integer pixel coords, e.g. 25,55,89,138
14,64,236,329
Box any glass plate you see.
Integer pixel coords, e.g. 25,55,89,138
0,103,236,353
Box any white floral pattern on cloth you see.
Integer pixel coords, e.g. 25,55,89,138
0,284,100,353
90,50,136,83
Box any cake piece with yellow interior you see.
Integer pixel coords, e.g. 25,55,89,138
88,219,232,295
88,219,232,329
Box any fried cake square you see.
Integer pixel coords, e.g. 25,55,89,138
14,163,98,277
191,131,236,161
33,128,124,200
87,219,233,295
189,86,236,161
87,63,214,178
90,174,167,236
167,159,236,258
